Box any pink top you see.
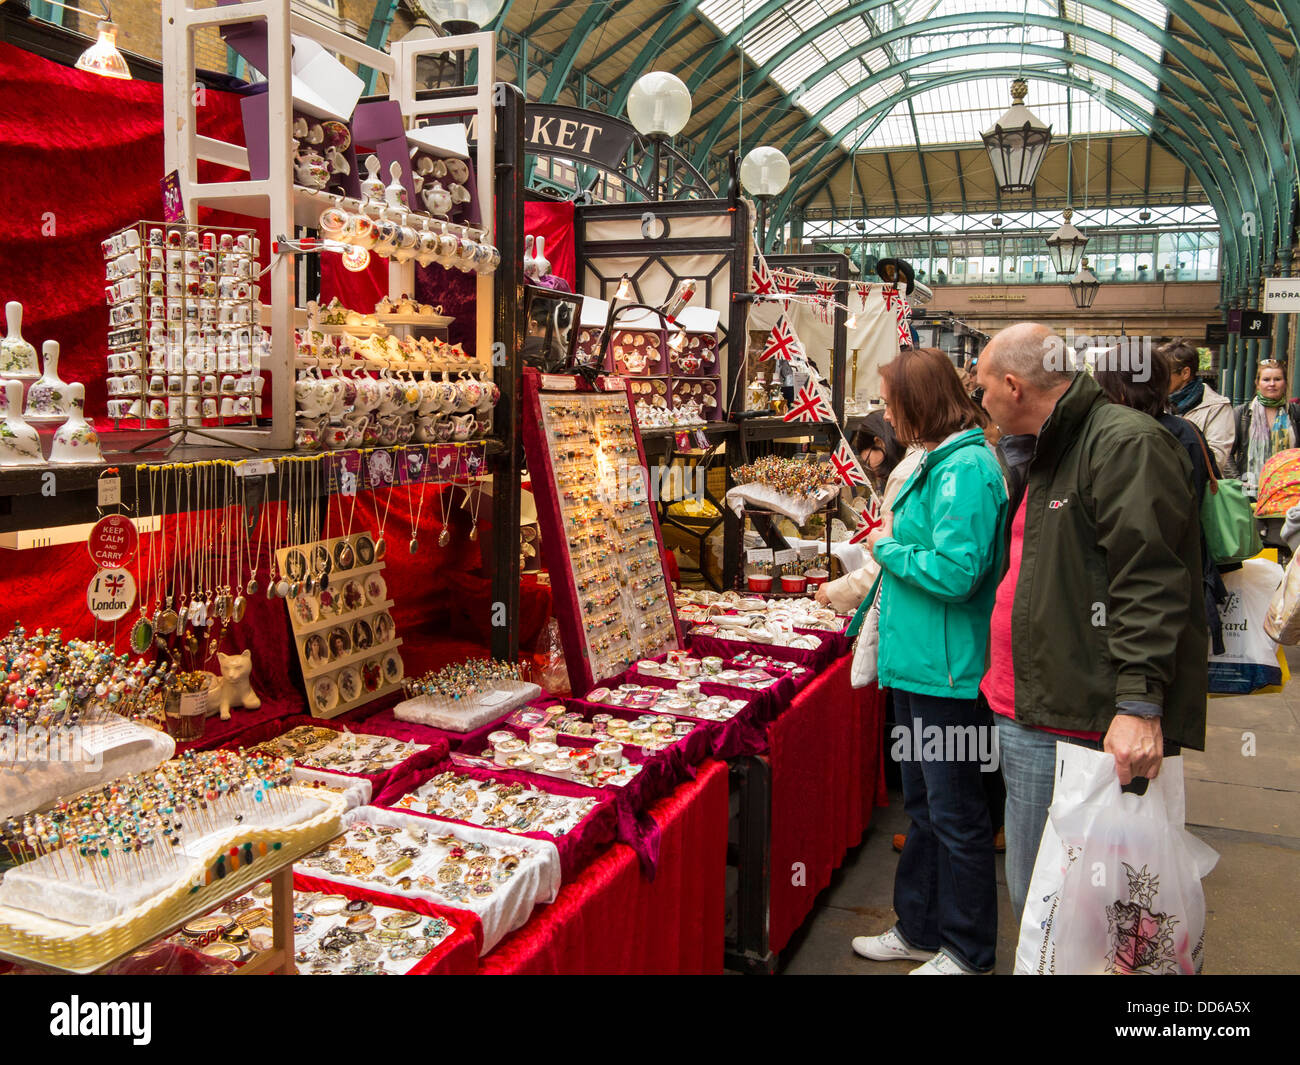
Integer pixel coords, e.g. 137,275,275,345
983,493,1102,742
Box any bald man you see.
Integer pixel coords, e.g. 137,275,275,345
974,322,1207,928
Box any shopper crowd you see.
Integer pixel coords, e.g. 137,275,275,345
844,325,1266,974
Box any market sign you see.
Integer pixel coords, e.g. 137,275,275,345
1262,277,1300,313
465,105,637,172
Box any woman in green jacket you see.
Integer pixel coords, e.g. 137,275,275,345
851,348,1008,975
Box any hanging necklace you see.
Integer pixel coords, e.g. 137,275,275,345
374,453,398,561
156,465,180,635
412,446,434,553
466,443,485,542
268,463,284,598
243,464,264,596
175,468,193,633
435,445,452,549
129,465,155,654
232,469,248,623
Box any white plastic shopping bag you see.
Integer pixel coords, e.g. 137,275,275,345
1014,745,1219,975
1210,557,1283,692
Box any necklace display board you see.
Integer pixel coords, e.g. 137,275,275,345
277,533,404,718
521,371,683,695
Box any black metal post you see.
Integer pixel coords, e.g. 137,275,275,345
490,82,525,662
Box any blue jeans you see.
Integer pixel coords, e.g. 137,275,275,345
994,714,1101,927
891,690,998,973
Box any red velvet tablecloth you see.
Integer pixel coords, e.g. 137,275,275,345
476,759,728,974
766,664,887,955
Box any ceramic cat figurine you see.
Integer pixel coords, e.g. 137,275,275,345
216,649,261,721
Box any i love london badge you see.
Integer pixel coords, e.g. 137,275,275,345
87,568,136,621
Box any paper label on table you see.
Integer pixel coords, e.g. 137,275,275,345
96,476,121,509
236,459,275,477
477,688,513,707
86,569,136,621
78,717,157,758
601,376,626,392
774,549,799,565
540,374,577,391
746,548,775,564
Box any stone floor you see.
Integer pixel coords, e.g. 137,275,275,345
779,651,1300,975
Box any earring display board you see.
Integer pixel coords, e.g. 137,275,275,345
522,371,683,695
277,532,405,719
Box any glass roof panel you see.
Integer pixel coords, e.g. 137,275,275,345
696,0,1170,151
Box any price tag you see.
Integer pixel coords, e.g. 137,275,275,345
745,548,775,564
601,376,626,392
87,514,138,568
540,374,578,391
236,459,275,477
97,475,121,508
78,717,156,757
478,688,512,707
774,549,799,565
86,568,136,621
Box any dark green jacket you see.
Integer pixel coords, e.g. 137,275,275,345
1003,373,1208,749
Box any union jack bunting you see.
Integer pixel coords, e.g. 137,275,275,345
898,318,913,348
759,316,801,363
830,439,869,487
751,255,776,296
782,381,834,424
848,505,884,545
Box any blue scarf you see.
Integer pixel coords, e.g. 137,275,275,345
1169,378,1204,414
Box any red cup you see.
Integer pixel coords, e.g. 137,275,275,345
747,573,773,593
804,568,829,588
780,574,808,594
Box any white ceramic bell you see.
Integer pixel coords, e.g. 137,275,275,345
0,379,44,466
361,155,385,205
0,302,39,380
534,235,551,279
24,340,71,423
384,160,409,221
49,382,103,464
524,234,537,279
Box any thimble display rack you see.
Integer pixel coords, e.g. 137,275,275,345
102,220,263,449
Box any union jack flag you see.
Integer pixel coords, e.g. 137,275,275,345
830,439,869,487
782,381,833,424
898,318,913,348
105,572,126,596
759,316,801,363
881,287,901,312
751,256,776,296
848,502,884,544
814,279,836,303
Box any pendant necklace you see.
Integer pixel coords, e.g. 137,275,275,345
276,461,293,599
304,456,322,594
436,444,452,548
244,462,265,597
232,470,248,623
466,444,484,542
129,464,155,655
156,465,180,636
268,463,284,598
374,455,398,561
411,446,433,554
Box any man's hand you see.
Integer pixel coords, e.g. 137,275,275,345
813,584,831,606
1104,714,1163,785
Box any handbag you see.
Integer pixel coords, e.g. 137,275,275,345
848,574,882,690
1194,431,1261,564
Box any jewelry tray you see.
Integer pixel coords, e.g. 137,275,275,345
393,680,542,732
0,787,345,973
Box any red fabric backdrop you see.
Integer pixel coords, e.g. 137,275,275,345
523,200,576,288
0,42,267,423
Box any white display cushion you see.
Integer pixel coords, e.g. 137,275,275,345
0,714,175,822
392,681,542,733
0,795,329,927
308,805,561,954
726,482,839,526
291,765,373,811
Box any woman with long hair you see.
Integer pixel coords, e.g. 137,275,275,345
850,348,1007,975
1232,359,1300,494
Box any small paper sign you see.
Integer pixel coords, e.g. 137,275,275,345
540,374,578,391
746,548,775,564
86,568,136,621
97,475,121,508
87,514,137,569
774,549,799,565
236,458,275,477
601,376,626,391
160,170,185,223
78,717,156,757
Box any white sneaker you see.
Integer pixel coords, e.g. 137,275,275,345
910,951,981,975
851,927,933,963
